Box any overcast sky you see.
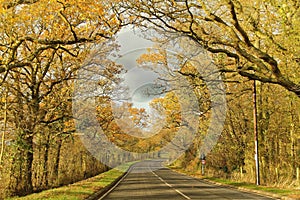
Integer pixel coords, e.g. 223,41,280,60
113,26,162,108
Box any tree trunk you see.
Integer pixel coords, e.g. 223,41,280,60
24,136,34,195
53,138,62,187
41,133,50,189
7,135,34,196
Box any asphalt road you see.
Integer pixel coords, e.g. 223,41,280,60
99,160,277,200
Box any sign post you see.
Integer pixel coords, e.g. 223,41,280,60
200,153,206,175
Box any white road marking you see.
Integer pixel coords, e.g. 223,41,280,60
98,166,133,200
151,171,191,200
175,189,191,199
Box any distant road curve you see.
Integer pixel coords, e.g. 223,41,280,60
99,159,277,200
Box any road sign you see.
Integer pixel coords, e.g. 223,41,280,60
201,160,206,165
200,153,206,160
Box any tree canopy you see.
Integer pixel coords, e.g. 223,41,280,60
117,0,300,97
0,0,299,198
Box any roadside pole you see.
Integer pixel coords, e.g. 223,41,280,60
200,153,206,175
253,80,260,185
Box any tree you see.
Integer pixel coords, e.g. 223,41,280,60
117,0,300,97
0,0,121,196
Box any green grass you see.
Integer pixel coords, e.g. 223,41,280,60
206,177,300,198
168,166,300,199
7,162,135,200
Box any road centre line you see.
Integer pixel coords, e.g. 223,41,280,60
151,171,191,200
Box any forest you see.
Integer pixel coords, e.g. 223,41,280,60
0,0,299,198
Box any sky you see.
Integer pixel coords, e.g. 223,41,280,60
113,26,163,109
108,26,171,134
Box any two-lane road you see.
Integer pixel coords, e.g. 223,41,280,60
100,160,277,200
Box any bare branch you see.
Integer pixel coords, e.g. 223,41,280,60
3,0,39,9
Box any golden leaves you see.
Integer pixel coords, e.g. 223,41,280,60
0,0,118,43
137,52,166,65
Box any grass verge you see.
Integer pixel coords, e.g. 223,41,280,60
206,177,300,198
169,166,300,199
7,162,135,200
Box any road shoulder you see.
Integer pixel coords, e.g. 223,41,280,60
168,166,299,200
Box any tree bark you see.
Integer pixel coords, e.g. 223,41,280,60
24,136,34,195
7,135,34,196
53,138,62,186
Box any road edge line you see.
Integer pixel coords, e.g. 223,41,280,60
167,168,284,200
85,164,134,200
201,178,285,200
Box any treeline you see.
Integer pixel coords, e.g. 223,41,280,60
0,0,119,198
0,81,109,197
0,133,107,197
176,78,300,187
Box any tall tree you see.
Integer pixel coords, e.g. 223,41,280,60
117,0,300,97
0,0,121,196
